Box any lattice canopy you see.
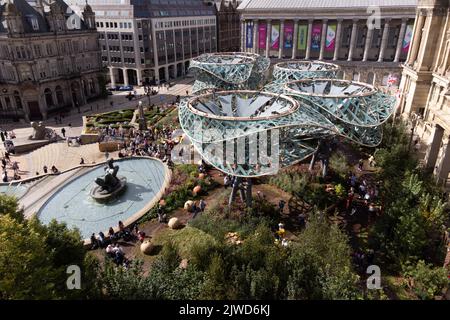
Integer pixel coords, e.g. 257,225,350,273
180,53,396,177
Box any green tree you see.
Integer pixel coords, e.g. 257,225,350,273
0,194,101,299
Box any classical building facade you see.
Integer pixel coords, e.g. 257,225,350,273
398,0,450,186
215,0,240,52
238,0,417,89
0,0,103,121
68,0,217,86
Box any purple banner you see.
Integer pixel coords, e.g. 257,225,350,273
284,23,294,48
311,24,322,51
259,24,267,49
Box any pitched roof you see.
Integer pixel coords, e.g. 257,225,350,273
238,0,417,10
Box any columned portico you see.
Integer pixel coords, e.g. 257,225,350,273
265,19,271,58
241,19,246,51
425,124,445,169
394,18,408,62
109,67,116,87
407,13,425,65
319,19,328,60
136,68,142,86
333,19,342,61
347,19,358,61
123,68,129,86
292,19,299,59
378,19,391,62
435,138,450,185
278,19,285,58
363,26,374,61
305,19,313,60
253,19,259,54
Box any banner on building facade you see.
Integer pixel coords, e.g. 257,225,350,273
259,24,267,49
325,24,336,51
246,23,253,48
271,24,280,49
297,25,308,50
402,24,413,53
284,23,294,48
311,24,322,51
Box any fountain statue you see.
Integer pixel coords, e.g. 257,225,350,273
29,121,48,140
90,158,127,202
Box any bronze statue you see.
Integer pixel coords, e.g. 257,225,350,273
29,121,47,140
91,158,127,201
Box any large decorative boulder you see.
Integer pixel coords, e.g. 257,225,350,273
193,185,201,195
184,200,194,211
140,240,154,255
168,217,181,229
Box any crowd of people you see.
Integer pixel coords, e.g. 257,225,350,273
108,124,179,167
90,220,149,268
345,167,381,217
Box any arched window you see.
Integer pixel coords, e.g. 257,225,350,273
44,88,54,108
336,70,344,79
352,72,360,81
13,91,22,109
367,72,375,85
55,86,64,105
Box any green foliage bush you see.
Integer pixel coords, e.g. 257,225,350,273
403,260,449,300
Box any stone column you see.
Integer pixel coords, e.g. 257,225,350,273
363,24,374,62
136,68,142,86
123,68,129,86
435,138,450,184
278,19,285,59
394,18,408,62
425,124,444,169
109,67,116,87
240,19,245,51
292,19,299,59
333,19,343,61
253,19,259,54
347,19,358,61
378,19,391,62
319,19,328,60
407,13,425,65
164,66,169,82
305,19,313,60
265,19,272,58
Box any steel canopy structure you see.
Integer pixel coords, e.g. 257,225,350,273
189,52,270,94
264,60,340,94
180,53,396,179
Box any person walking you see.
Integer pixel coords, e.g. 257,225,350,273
1,131,5,142
61,127,66,138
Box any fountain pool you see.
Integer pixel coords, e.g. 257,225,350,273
37,157,169,240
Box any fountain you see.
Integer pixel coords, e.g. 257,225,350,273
36,157,170,240
90,158,127,202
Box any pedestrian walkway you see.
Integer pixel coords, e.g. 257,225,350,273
25,141,118,178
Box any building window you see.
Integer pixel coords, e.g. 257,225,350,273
55,86,64,105
44,88,54,108
13,91,22,109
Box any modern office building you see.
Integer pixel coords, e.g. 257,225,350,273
237,0,417,89
0,0,103,121
398,0,450,186
67,0,217,86
214,0,240,52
